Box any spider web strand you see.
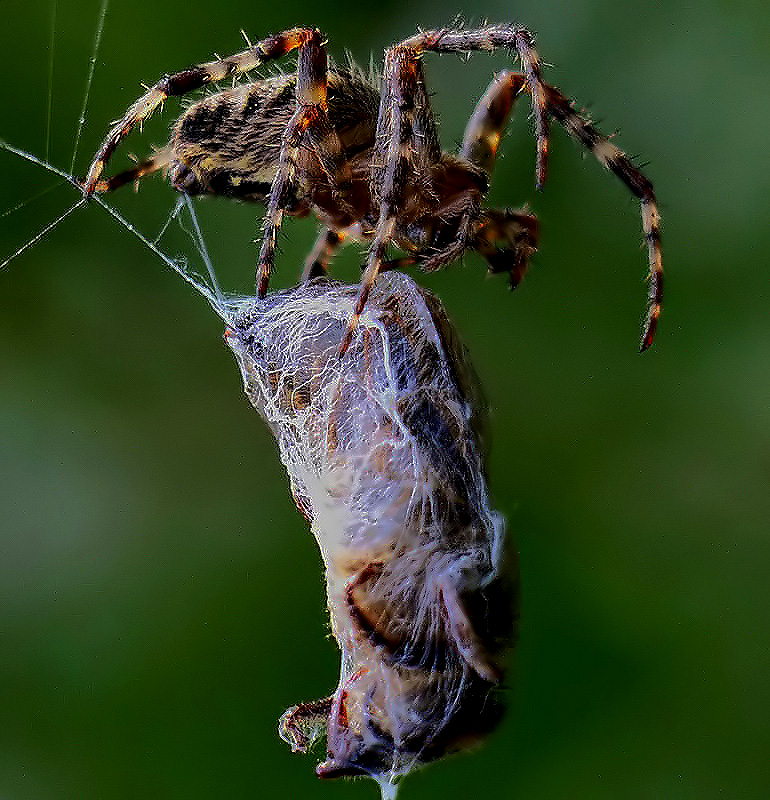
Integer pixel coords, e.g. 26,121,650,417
0,180,66,219
0,140,224,318
182,192,223,305
153,195,185,244
45,0,57,162
0,197,86,271
70,0,110,174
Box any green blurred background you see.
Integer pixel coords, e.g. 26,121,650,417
1,0,768,797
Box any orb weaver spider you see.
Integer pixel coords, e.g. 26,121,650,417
83,23,662,353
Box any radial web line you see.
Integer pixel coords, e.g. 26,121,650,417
93,193,224,317
182,193,223,304
0,198,86,271
70,0,110,174
0,140,223,319
154,196,186,244
45,0,58,162
0,181,66,219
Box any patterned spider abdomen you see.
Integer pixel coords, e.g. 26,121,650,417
169,70,380,206
225,273,516,792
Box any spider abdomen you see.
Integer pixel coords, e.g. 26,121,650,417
170,69,379,205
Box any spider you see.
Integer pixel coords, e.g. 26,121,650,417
83,23,662,354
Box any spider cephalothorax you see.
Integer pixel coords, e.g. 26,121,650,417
83,24,662,352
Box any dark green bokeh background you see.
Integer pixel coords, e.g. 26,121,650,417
1,0,768,797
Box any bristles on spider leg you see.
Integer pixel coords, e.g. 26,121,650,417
640,302,660,352
339,231,391,358
640,198,663,351
338,276,372,357
256,259,272,298
543,85,663,349
511,30,549,189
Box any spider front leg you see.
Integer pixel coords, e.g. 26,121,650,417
83,28,322,195
403,25,550,187
339,47,444,355
256,31,349,296
88,147,174,194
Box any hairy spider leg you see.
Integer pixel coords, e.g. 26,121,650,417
256,30,350,297
540,85,663,350
462,70,527,177
402,26,549,188
340,50,446,355
84,28,325,195
340,25,549,355
90,146,174,193
301,229,345,281
464,69,662,341
462,70,539,286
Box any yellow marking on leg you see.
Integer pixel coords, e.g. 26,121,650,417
593,139,622,167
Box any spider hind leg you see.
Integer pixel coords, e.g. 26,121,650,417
542,85,663,349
